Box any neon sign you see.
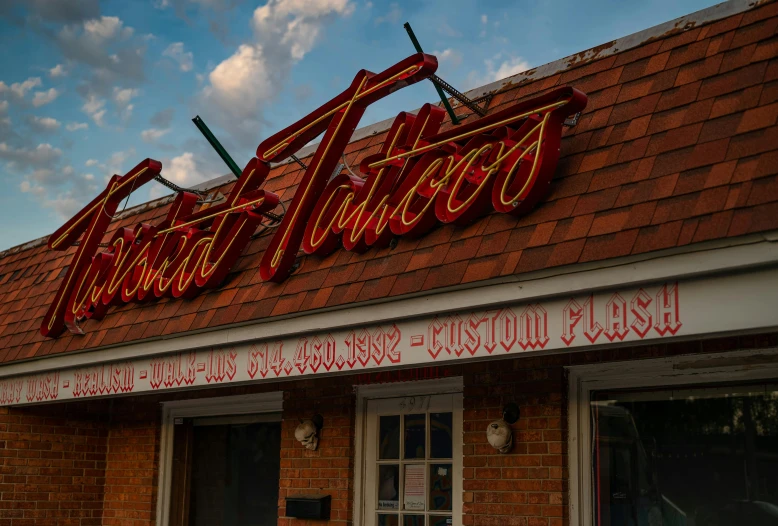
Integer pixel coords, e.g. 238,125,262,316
41,53,586,338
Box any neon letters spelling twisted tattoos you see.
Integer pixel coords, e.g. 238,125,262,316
41,53,586,338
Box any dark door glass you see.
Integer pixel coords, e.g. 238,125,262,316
189,421,282,526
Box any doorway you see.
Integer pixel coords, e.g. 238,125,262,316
158,393,284,526
356,378,464,526
170,413,282,526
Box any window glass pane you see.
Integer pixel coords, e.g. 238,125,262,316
429,463,453,511
402,515,425,526
592,384,778,526
378,514,399,526
378,464,400,510
380,415,401,460
429,516,452,526
430,412,453,459
404,414,426,459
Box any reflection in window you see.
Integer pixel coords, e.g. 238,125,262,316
380,415,401,460
378,464,400,510
404,414,426,459
430,413,453,459
592,384,778,526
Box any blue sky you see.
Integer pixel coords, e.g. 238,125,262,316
0,0,720,250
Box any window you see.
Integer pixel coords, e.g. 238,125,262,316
591,384,778,526
357,379,463,526
568,349,778,526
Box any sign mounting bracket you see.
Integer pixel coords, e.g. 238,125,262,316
403,22,490,123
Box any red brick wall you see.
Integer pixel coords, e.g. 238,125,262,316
463,357,566,526
102,400,160,526
0,401,109,526
278,378,356,525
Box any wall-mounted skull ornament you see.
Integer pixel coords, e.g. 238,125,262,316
486,403,520,454
294,414,323,451
486,420,513,453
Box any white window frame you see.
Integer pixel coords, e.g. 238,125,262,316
353,377,464,526
154,391,283,526
567,346,778,526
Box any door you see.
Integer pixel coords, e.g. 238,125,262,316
363,393,463,526
169,413,282,526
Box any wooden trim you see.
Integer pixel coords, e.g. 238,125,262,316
168,419,193,526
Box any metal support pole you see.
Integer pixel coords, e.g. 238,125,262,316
403,22,460,125
192,115,242,179
191,115,285,223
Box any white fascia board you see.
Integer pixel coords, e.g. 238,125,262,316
0,230,776,378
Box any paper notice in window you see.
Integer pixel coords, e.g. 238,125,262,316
404,464,425,511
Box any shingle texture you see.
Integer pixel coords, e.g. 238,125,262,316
1,2,778,363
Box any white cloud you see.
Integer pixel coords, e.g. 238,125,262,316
201,0,354,145
83,16,133,41
20,183,94,220
84,173,95,180
150,151,209,199
53,15,148,132
432,48,463,69
99,148,137,177
66,122,89,131
32,88,60,107
49,193,85,218
55,15,146,93
29,116,61,131
374,2,400,25
141,127,170,142
113,87,139,106
204,44,273,119
492,56,531,80
163,42,193,72
481,14,487,24
49,64,68,78
85,159,98,167
82,95,107,126
30,168,57,183
0,142,62,171
0,101,7,115
0,143,75,216
0,77,42,100
466,54,531,90
113,87,138,120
